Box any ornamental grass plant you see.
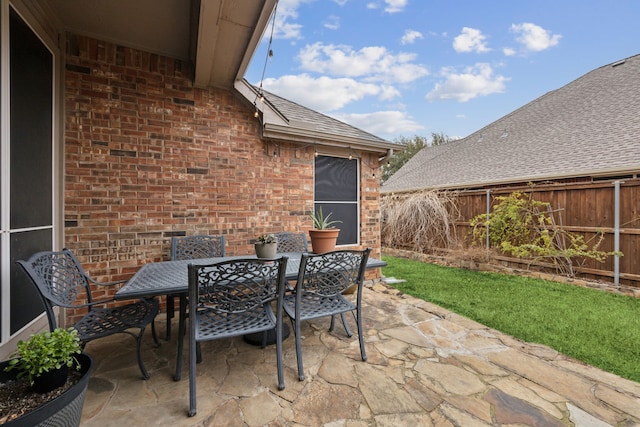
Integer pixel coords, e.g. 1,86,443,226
382,255,640,383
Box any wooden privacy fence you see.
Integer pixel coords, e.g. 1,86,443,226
382,178,640,289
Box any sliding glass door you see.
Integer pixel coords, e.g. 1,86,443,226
1,3,58,347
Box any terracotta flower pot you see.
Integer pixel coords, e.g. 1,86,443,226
308,229,340,254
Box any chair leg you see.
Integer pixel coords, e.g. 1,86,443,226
276,320,285,390
166,295,174,340
196,342,202,363
340,312,353,337
356,307,367,361
135,329,151,380
293,317,305,381
151,318,160,347
188,332,197,417
175,295,187,381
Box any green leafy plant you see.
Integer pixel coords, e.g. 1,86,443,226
256,234,276,244
5,327,82,385
470,191,620,277
310,207,342,230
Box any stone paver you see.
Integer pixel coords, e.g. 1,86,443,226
80,282,640,426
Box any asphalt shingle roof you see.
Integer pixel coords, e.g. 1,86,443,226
382,54,640,193
261,89,390,145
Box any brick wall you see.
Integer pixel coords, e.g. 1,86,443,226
62,35,382,321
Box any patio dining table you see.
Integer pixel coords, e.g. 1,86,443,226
115,251,387,379
115,252,387,300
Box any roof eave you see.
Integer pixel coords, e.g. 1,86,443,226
234,79,400,154
262,123,399,153
194,0,277,89
382,166,640,194
230,0,277,84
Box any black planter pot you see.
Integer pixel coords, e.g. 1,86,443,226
33,364,69,394
0,353,93,427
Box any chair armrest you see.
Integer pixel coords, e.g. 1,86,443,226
85,275,128,288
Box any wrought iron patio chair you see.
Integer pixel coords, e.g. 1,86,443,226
166,235,225,340
283,248,371,381
274,231,309,253
16,248,159,379
176,257,288,417
274,231,309,294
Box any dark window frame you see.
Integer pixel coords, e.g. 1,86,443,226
314,155,360,246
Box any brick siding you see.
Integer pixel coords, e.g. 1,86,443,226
62,36,382,323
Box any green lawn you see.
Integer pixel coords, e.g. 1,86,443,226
382,255,640,383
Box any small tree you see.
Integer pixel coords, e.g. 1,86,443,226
470,191,619,277
382,133,452,183
430,131,450,147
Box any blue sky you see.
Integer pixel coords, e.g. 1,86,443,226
245,0,640,142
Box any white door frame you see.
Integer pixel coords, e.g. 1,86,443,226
0,0,62,358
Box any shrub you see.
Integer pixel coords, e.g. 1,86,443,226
381,191,459,252
470,191,619,277
6,327,82,385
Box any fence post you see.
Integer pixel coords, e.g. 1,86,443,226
614,181,621,286
486,189,491,259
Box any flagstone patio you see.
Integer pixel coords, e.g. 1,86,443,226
80,281,640,426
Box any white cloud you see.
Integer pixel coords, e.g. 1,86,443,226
365,0,407,13
384,0,408,13
324,15,340,30
332,111,424,138
401,29,424,45
453,27,490,53
274,20,303,40
510,23,561,52
379,85,402,100
272,0,313,39
297,42,429,84
425,63,508,102
333,0,349,5
261,74,388,111
503,47,516,56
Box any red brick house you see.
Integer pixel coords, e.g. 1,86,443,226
0,0,397,356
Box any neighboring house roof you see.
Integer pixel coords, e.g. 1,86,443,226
382,54,640,193
235,81,400,154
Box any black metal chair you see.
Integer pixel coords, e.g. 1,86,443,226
176,257,288,417
274,232,309,253
283,248,371,381
16,248,159,379
166,235,225,339
275,231,309,296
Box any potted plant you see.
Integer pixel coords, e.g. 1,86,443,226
255,233,278,258
0,327,93,426
308,207,342,253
